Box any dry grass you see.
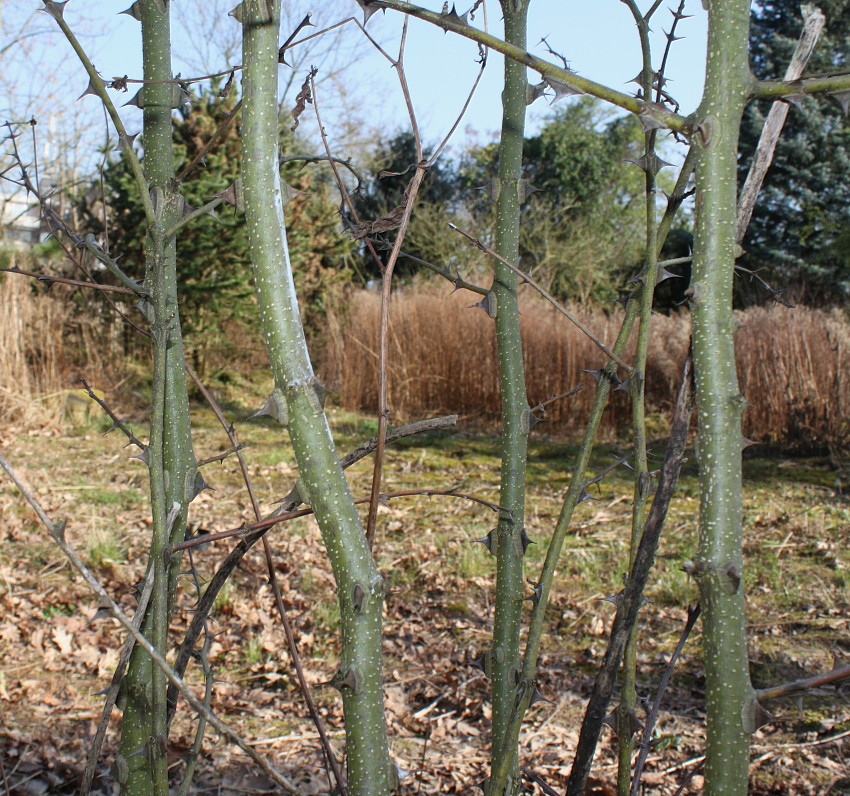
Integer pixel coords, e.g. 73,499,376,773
0,267,126,429
322,287,850,451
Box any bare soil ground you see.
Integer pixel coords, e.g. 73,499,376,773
1,401,848,795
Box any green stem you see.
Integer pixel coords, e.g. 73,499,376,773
617,9,658,792
488,3,530,794
239,3,391,793
119,3,196,793
690,2,756,793
489,148,696,791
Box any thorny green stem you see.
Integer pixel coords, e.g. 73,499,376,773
617,6,660,792
239,2,391,793
487,2,530,794
40,2,155,225
690,2,757,793
754,71,850,99
488,147,696,792
119,3,197,793
371,0,690,130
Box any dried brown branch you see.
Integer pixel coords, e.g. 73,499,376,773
737,6,826,243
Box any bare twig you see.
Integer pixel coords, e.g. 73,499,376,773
630,603,702,795
79,378,145,451
182,364,346,793
756,662,850,702
0,266,138,295
567,356,693,795
448,223,633,372
166,410,458,751
171,486,508,553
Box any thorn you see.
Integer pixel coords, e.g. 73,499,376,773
524,578,543,606
518,179,543,202
598,591,622,607
638,114,668,132
473,529,496,556
603,710,617,730
119,1,143,20
189,469,212,503
78,77,107,102
282,182,307,206
248,391,287,425
440,3,470,30
545,77,583,103
354,0,383,24
331,667,361,694
469,291,497,318
470,649,491,677
626,153,674,176
90,597,114,623
525,81,547,106
830,89,850,116
656,267,680,284
578,488,602,503
214,179,243,211
479,176,500,202
521,408,543,433
130,446,150,466
741,436,758,450
114,131,139,151
39,1,68,21
742,696,775,733
581,368,604,384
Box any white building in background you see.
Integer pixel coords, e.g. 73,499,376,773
1,190,45,248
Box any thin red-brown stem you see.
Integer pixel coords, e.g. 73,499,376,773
0,267,137,294
172,487,506,553
183,364,346,793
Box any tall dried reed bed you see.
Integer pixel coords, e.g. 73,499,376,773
323,288,850,451
0,272,122,428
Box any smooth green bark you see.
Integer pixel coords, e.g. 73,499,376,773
119,2,196,793
488,3,531,795
239,3,391,793
690,2,756,793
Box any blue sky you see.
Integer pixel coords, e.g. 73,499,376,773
3,1,709,175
